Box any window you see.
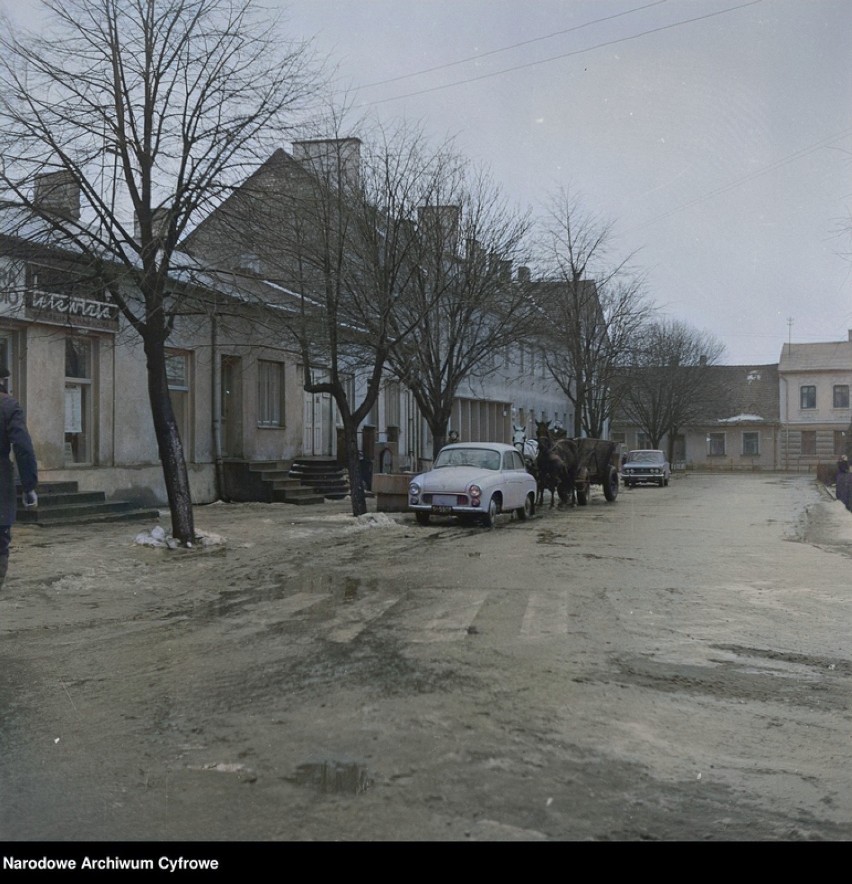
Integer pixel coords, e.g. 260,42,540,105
257,360,285,427
384,381,400,428
833,385,849,409
65,336,93,464
742,432,759,456
800,385,816,409
707,433,725,456
0,332,13,391
166,351,191,451
800,430,816,456
637,433,652,449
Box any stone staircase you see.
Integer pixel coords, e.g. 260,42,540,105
223,458,350,505
288,457,350,501
16,481,161,526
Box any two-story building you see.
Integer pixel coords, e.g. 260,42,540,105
777,334,852,470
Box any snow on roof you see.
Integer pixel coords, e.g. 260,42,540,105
717,413,765,424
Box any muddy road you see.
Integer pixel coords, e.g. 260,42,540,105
1,472,850,841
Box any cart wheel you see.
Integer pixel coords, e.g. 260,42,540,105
603,464,619,502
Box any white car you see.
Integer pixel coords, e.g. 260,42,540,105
408,442,537,527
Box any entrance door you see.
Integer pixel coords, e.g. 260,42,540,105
220,355,242,458
302,369,334,456
65,336,95,465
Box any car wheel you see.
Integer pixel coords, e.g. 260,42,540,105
516,492,535,521
658,477,664,487
415,511,430,526
481,495,499,528
603,465,619,502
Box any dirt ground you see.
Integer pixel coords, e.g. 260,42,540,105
1,471,850,842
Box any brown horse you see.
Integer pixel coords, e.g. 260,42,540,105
535,434,579,508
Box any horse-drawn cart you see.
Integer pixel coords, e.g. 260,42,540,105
573,437,620,505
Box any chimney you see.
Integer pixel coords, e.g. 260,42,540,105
292,138,362,191
848,329,852,343
33,170,81,221
516,265,531,284
489,253,512,284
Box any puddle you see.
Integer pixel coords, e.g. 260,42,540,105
291,759,372,795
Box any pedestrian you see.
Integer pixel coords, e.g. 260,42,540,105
0,367,38,590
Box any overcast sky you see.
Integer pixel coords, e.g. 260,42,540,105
274,0,852,365
4,0,850,365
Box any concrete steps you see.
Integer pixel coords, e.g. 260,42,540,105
16,481,160,526
288,457,350,500
221,458,354,505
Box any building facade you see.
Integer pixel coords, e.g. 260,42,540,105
777,335,852,470
612,363,781,471
0,144,574,508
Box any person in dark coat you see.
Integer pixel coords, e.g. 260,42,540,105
0,367,38,589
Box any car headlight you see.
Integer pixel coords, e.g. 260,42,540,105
469,484,482,505
409,482,420,497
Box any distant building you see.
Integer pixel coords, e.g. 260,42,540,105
612,363,781,471
778,333,852,470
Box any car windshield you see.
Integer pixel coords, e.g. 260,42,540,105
434,447,501,471
628,451,664,463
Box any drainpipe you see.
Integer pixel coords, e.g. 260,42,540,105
211,308,227,501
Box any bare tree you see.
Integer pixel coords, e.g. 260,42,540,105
616,318,727,463
0,0,320,543
386,166,534,459
292,126,451,516
536,188,652,438
186,122,456,516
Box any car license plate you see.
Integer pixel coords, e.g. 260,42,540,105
432,495,457,506
431,505,453,514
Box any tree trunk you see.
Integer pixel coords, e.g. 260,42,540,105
343,419,367,517
666,431,678,466
144,336,195,545
429,408,454,460
573,380,584,438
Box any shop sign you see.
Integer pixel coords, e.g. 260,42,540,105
25,289,119,331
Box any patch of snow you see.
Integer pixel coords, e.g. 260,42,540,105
346,512,406,532
133,526,226,549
